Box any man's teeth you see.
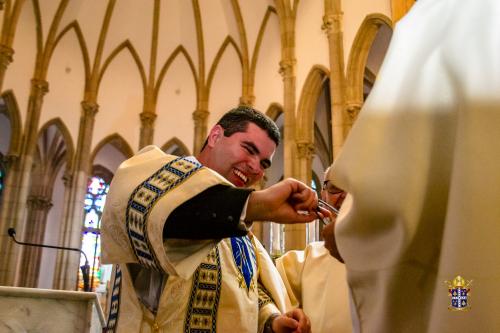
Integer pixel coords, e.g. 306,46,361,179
233,169,248,183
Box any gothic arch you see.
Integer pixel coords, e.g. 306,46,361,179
296,65,330,143
206,36,243,96
265,102,283,122
18,118,73,287
50,21,91,82
346,14,393,111
250,6,277,76
98,40,147,96
161,137,190,156
90,133,134,170
155,45,198,102
0,90,22,157
37,118,75,171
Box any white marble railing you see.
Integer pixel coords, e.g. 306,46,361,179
0,286,105,332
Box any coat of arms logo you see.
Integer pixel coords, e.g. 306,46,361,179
444,275,472,311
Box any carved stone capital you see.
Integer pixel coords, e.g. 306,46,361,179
62,170,73,187
321,13,343,36
192,109,209,124
0,44,14,69
296,141,315,160
278,59,296,79
140,112,157,127
27,195,53,211
31,79,49,96
239,95,255,107
81,101,99,117
2,153,19,168
346,101,363,121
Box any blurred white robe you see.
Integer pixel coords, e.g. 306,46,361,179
330,0,500,332
276,242,352,333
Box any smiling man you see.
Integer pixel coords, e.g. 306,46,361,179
102,106,321,333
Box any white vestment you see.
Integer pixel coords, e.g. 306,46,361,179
101,146,291,332
276,242,352,333
331,0,500,332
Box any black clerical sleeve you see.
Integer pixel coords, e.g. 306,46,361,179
163,184,253,240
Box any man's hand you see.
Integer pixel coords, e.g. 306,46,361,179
321,218,344,263
246,178,331,224
271,309,311,333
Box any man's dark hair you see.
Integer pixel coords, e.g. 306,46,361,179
201,106,280,151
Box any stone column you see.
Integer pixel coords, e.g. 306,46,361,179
0,78,49,286
139,111,157,149
18,195,53,287
192,109,209,155
53,101,98,290
322,2,348,158
284,141,315,251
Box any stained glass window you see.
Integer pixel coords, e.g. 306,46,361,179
0,168,4,196
78,176,112,292
0,155,5,198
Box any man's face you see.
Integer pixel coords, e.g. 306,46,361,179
321,181,346,210
207,122,276,188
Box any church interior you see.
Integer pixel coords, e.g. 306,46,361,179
0,0,415,317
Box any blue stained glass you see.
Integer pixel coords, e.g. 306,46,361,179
78,176,111,292
0,168,4,194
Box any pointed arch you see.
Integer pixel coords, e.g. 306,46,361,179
161,137,190,156
296,65,330,142
250,6,277,75
98,40,147,97
90,133,134,167
49,21,91,83
206,36,243,96
155,45,198,102
37,118,75,171
346,14,393,107
265,102,283,122
0,90,22,156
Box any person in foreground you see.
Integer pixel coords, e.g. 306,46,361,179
101,106,324,332
323,0,500,332
276,167,352,333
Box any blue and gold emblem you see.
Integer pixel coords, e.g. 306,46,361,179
445,275,472,311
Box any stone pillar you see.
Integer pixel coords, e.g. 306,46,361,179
284,141,315,251
18,195,53,287
139,111,157,149
322,3,348,158
192,109,209,155
0,78,49,286
0,43,14,91
279,58,305,251
278,58,297,179
53,101,98,290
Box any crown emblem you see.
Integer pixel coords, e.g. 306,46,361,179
444,275,472,311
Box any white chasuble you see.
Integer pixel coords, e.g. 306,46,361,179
101,146,290,332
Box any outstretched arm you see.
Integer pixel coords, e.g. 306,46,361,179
246,178,331,224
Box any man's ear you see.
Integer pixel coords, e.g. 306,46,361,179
207,124,224,148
